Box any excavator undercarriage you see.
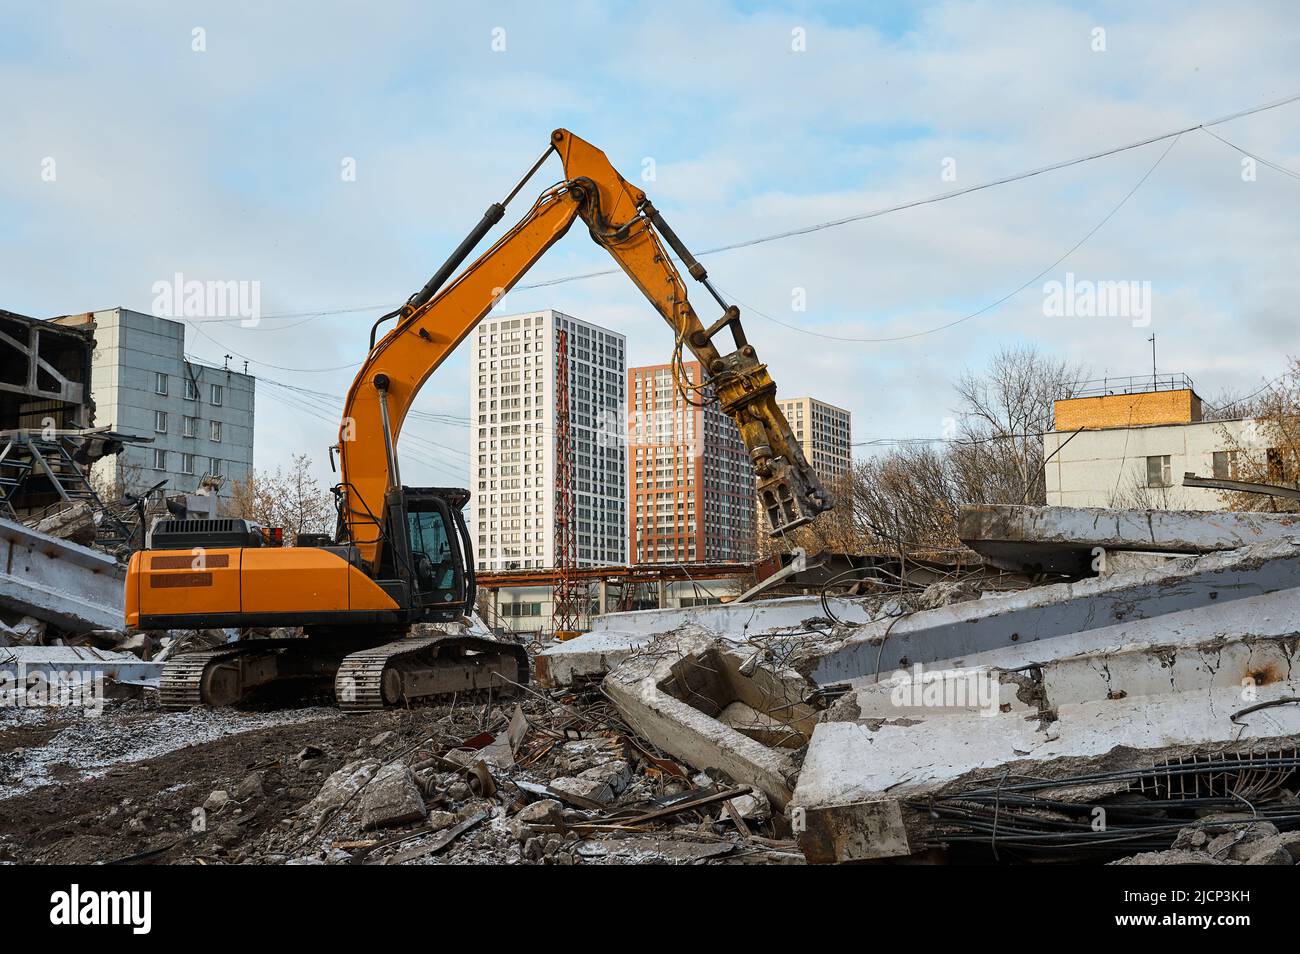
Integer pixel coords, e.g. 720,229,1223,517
157,631,529,711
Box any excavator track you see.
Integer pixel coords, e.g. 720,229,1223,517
335,634,530,712
158,639,329,710
159,647,248,710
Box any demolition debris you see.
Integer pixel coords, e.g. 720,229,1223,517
4,504,1300,864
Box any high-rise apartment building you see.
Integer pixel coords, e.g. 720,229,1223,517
468,310,626,571
777,396,852,482
628,361,755,564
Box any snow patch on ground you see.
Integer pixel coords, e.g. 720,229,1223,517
0,702,339,799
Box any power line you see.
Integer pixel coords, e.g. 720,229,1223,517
1201,371,1290,412
259,376,471,424
185,317,363,373
1200,127,1300,182
200,303,393,325
257,378,471,462
512,90,1300,292
266,386,466,483
721,132,1182,344
854,429,1056,448
181,90,1300,334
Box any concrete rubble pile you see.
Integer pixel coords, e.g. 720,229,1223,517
0,691,803,865
0,490,243,687
6,502,1300,865
542,504,1300,864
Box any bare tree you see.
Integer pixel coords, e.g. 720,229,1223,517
1201,387,1264,423
225,454,335,543
1110,470,1190,511
1213,358,1300,512
757,346,1088,558
953,344,1088,506
850,445,962,553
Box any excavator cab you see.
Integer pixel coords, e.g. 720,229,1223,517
376,487,476,623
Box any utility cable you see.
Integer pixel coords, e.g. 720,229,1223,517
717,133,1182,344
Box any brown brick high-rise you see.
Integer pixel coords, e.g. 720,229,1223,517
628,362,755,564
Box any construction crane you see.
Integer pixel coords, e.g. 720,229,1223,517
127,129,831,710
550,327,584,641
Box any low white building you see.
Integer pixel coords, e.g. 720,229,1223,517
1043,377,1259,510
1045,418,1256,510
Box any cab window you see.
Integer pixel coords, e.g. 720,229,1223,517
407,507,458,600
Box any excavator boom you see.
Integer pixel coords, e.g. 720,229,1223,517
338,129,830,570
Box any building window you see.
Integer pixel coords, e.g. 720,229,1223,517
181,453,195,475
210,458,224,478
210,420,222,442
184,377,199,400
183,416,197,438
154,410,167,433
154,372,168,395
1146,455,1172,488
210,384,224,406
153,449,167,471
1212,450,1236,480
500,602,542,618
1267,448,1289,483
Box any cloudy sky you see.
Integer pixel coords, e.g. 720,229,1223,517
3,1,1297,491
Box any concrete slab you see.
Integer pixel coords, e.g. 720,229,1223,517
801,540,1300,687
593,595,876,638
601,629,814,808
960,504,1300,574
792,630,1300,862
866,584,1300,680
0,645,162,686
0,516,125,633
539,595,874,688
536,628,654,688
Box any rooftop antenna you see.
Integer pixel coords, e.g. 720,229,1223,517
223,353,233,371
242,360,249,375
1148,335,1156,390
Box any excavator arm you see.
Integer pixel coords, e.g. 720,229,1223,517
337,129,830,571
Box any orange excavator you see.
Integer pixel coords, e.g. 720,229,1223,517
127,130,831,710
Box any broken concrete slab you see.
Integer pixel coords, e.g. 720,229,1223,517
358,762,427,831
792,630,1300,863
27,501,97,547
578,759,631,795
594,595,878,638
0,615,45,646
538,595,875,688
863,583,1300,682
0,645,163,688
0,515,126,633
549,775,614,806
536,627,654,689
602,629,818,808
960,504,1300,574
801,539,1300,687
299,758,381,826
